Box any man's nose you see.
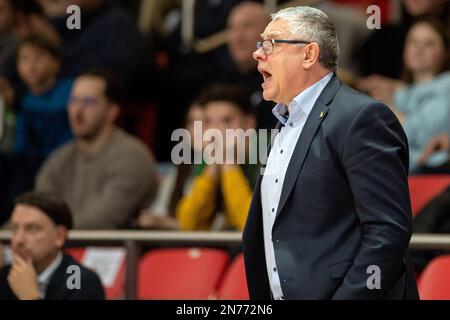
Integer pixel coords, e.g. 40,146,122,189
12,229,25,245
253,47,266,61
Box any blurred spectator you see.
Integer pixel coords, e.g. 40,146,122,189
0,0,60,87
34,70,159,229
227,2,269,76
0,35,73,224
0,192,104,300
386,19,450,173
219,1,276,130
357,0,450,98
14,34,73,164
137,101,206,230
176,84,259,231
153,0,243,161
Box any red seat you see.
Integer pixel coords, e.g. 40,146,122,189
216,253,249,300
418,255,450,300
65,247,85,263
408,175,450,217
137,248,229,299
65,247,126,300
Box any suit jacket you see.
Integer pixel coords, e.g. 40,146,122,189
242,74,419,300
0,253,105,300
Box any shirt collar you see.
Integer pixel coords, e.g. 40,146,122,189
272,72,333,126
38,251,63,293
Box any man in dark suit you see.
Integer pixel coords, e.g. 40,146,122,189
243,6,419,300
0,192,104,300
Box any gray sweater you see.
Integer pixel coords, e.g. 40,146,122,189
35,128,158,229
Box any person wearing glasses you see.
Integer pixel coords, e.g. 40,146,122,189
33,70,159,229
242,6,418,300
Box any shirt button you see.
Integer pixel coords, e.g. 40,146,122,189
273,267,277,272
289,122,293,127
271,208,274,213
275,178,278,183
280,149,284,154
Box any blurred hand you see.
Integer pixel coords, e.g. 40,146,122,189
7,254,40,300
418,133,450,166
137,211,180,230
357,75,405,106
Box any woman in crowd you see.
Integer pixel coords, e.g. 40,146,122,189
384,18,450,173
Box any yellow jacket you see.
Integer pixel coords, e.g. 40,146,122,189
176,165,253,231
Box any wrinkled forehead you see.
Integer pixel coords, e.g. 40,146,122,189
260,19,292,39
205,101,242,120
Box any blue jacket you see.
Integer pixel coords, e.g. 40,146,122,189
14,78,73,161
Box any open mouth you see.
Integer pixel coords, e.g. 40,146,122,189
258,67,273,88
261,70,272,81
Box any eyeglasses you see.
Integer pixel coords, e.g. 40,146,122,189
68,96,101,108
256,39,311,56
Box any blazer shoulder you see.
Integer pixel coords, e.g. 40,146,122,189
62,254,104,290
329,84,397,124
335,84,382,110
46,254,105,300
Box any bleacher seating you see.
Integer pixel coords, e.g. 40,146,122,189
408,175,450,217
137,247,229,299
65,247,126,300
215,253,249,300
418,255,450,300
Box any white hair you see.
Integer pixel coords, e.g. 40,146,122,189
271,6,340,70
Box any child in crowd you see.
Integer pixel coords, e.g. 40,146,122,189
14,34,73,162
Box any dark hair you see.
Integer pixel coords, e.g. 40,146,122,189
77,69,125,105
14,192,73,230
15,34,60,59
402,18,450,83
196,83,255,116
10,0,43,15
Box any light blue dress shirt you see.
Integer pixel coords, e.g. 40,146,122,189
260,72,333,300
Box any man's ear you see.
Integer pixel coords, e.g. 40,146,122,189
302,43,320,70
53,58,61,74
54,226,67,249
108,103,121,123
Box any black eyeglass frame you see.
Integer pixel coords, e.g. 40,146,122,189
256,39,311,55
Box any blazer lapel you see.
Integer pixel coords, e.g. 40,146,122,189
275,74,341,220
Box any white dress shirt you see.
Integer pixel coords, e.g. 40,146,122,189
37,251,63,298
261,72,333,300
